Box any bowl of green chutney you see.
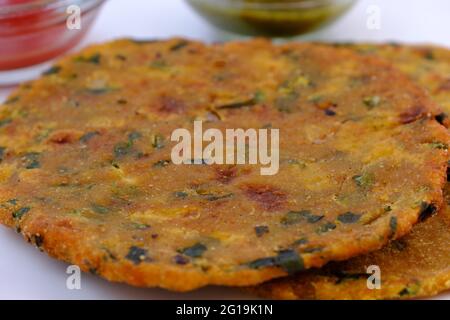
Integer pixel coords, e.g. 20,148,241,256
186,0,356,37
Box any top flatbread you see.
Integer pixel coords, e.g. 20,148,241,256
0,39,448,291
248,43,450,299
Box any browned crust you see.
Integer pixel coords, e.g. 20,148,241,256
0,39,448,291
246,203,450,300
247,44,450,299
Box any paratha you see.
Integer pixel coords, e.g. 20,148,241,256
248,186,450,299
249,43,450,299
0,39,448,291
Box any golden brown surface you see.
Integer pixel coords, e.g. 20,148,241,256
248,187,450,299
0,39,448,291
249,44,450,299
347,44,450,118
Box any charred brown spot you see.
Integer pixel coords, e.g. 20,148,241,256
48,131,79,144
418,202,437,222
399,105,426,124
216,166,238,184
173,254,189,265
31,234,44,249
447,160,450,181
435,112,448,126
158,96,185,114
242,184,286,211
391,239,407,251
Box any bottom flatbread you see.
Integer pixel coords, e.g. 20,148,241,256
247,194,450,299
247,44,450,299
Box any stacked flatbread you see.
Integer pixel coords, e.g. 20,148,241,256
0,39,448,298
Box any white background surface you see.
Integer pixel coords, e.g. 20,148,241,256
0,0,449,299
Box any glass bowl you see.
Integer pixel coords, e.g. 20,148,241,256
186,0,356,37
0,0,105,85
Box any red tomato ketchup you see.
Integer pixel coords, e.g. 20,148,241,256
0,0,105,70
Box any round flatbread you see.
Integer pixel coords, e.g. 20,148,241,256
247,186,450,300
0,39,448,291
249,200,450,300
248,44,450,299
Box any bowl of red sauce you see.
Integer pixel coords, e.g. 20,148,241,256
0,0,105,85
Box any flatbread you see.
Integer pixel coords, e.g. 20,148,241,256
0,39,448,291
247,186,450,299
248,44,450,299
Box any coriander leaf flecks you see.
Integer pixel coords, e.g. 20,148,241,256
125,246,151,265
179,243,207,258
254,225,269,237
42,66,61,76
337,212,361,224
79,131,100,144
247,249,304,275
13,207,30,219
281,210,324,225
22,152,41,169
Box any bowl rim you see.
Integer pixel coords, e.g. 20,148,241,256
0,0,105,18
187,0,356,10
